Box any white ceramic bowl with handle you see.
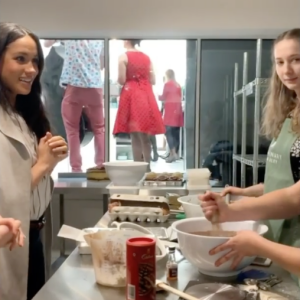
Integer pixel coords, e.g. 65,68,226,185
172,217,268,277
103,161,148,186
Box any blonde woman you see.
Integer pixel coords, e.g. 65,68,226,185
221,28,300,245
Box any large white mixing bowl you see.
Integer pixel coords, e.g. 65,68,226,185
172,217,268,277
103,162,148,186
178,195,204,218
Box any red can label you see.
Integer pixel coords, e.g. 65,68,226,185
126,237,156,300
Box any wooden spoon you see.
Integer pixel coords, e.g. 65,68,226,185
210,184,230,234
211,211,222,233
156,280,199,300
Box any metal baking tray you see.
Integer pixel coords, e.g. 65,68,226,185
142,179,185,187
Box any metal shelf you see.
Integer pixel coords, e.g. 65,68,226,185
234,78,269,97
232,39,268,187
233,154,267,167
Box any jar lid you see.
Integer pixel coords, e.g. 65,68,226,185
176,213,186,219
127,237,156,246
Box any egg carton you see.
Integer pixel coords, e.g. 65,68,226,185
110,206,169,222
108,194,170,223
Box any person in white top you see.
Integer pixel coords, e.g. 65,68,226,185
0,22,68,300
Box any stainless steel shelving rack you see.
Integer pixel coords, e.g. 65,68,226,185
232,39,269,187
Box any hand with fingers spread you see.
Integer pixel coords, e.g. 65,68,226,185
199,191,231,223
209,231,264,270
0,216,25,249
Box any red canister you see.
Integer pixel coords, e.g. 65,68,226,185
126,237,156,300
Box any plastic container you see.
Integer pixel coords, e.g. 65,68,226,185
83,229,161,287
106,182,140,195
187,184,211,195
186,168,211,186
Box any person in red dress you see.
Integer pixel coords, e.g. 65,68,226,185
159,69,184,163
113,39,165,168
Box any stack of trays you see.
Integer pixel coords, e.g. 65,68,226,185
142,172,185,187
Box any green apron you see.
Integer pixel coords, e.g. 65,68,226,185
263,118,300,284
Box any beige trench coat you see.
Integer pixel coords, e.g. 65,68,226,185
0,106,53,300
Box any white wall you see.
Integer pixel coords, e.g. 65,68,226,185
1,0,300,38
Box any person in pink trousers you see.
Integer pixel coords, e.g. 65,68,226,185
44,40,105,172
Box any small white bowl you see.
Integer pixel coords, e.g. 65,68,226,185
172,217,268,277
178,195,204,218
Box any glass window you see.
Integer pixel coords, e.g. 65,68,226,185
108,39,198,173
199,40,273,187
40,39,105,178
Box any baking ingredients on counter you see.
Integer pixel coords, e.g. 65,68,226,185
86,166,109,181
166,246,178,281
126,237,156,300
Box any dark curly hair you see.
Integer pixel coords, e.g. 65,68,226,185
126,39,142,47
0,22,50,142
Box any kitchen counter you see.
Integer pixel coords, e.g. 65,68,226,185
53,177,191,196
39,211,299,300
34,246,299,300
46,177,300,299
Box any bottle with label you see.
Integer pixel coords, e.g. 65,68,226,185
166,247,178,281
